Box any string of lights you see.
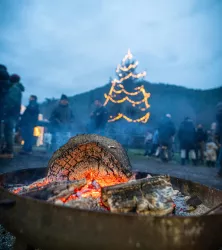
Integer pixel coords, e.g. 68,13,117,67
112,84,143,95
116,61,139,73
108,113,150,123
104,93,150,108
112,71,146,84
103,49,151,123
104,81,149,106
122,49,133,63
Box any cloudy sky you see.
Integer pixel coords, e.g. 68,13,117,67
0,0,221,103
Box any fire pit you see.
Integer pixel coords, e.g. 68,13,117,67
0,134,222,250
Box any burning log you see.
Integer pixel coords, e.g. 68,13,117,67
47,134,132,186
9,136,182,217
64,197,104,211
20,179,87,201
101,175,175,216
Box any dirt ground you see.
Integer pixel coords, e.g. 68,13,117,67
0,150,222,190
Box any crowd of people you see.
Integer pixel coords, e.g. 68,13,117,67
0,64,108,158
47,95,108,151
0,64,39,158
1,63,222,178
144,109,222,175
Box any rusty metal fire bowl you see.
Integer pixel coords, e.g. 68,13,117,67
0,167,222,250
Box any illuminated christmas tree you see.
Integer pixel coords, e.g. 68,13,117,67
104,49,151,123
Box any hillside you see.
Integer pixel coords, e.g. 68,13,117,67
40,81,222,133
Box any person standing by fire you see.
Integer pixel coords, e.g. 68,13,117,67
19,95,39,155
0,74,25,158
0,64,10,153
178,117,197,166
89,99,108,136
49,94,74,151
195,124,207,165
158,114,176,161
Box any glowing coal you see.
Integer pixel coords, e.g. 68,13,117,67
10,135,209,216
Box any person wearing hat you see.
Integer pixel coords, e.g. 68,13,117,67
0,73,25,158
49,94,74,151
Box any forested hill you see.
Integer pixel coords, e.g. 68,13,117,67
40,81,222,130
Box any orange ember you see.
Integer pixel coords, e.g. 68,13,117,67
12,178,50,194
12,172,128,207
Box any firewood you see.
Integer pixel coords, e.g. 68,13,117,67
101,175,175,216
64,197,105,211
46,134,132,185
21,179,87,201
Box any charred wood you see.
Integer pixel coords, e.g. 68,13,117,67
20,179,87,201
101,175,175,216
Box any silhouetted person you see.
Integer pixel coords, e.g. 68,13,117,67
90,99,108,135
0,65,10,121
158,114,176,160
178,117,197,166
144,131,153,156
150,129,159,156
0,64,10,152
216,102,222,177
50,94,74,151
195,124,206,165
205,139,218,167
20,95,39,154
0,74,24,158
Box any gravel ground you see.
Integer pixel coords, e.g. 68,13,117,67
0,225,15,250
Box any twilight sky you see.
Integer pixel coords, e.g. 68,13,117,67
0,0,221,102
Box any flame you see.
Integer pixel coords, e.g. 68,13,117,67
12,171,128,208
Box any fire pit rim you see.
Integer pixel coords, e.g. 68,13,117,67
1,167,222,219
1,184,222,221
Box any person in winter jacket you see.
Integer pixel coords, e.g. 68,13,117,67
20,95,39,154
90,99,108,135
0,65,11,125
0,65,10,154
0,74,25,158
216,102,222,177
195,124,207,165
158,114,176,160
178,117,197,166
50,94,74,151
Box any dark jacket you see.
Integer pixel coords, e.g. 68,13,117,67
50,104,74,131
158,117,176,144
4,82,25,119
178,119,196,149
216,103,222,144
195,128,206,143
0,67,10,120
20,101,39,127
91,106,108,130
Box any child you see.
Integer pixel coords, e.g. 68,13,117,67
205,140,218,167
